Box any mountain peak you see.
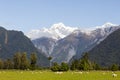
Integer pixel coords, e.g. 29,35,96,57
0,26,7,31
27,23,78,40
96,22,118,29
51,23,65,29
102,22,117,27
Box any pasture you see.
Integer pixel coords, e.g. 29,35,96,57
0,70,119,80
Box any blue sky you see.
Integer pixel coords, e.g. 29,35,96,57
0,0,120,33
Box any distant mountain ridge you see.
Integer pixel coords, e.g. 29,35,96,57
88,28,120,66
0,27,49,67
31,23,120,64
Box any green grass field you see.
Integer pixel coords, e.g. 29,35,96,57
0,70,119,80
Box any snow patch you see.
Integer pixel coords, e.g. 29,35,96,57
49,42,55,55
66,47,76,62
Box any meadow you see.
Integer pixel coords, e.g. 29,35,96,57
0,70,119,80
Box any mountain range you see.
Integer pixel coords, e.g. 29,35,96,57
28,22,120,65
0,22,120,67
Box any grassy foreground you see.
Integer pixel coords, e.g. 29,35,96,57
0,70,119,80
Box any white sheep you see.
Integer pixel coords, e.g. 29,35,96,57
86,72,89,74
20,71,23,74
102,72,105,75
55,72,63,74
31,71,34,74
78,72,83,74
39,71,42,73
112,73,117,77
74,71,82,74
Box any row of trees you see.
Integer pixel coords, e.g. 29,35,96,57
70,53,120,71
0,52,37,70
70,53,101,71
0,52,119,71
50,53,100,72
50,53,120,71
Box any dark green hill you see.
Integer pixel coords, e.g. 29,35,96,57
0,27,49,67
88,28,120,66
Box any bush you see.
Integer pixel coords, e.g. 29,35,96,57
60,62,69,71
51,62,69,72
111,64,119,71
51,62,60,72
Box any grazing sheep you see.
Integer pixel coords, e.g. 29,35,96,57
74,71,82,74
2,71,6,73
55,72,63,74
39,72,42,73
112,73,117,77
86,72,89,74
31,71,34,74
102,72,105,75
78,72,83,74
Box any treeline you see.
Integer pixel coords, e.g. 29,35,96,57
50,53,120,71
0,52,37,70
0,52,119,71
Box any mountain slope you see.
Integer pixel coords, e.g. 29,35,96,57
0,27,49,67
75,24,120,58
88,27,120,66
32,37,56,57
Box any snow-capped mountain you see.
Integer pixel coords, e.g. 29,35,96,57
90,22,119,44
29,22,120,63
27,23,78,40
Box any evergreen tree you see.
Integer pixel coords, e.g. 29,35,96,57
70,61,76,70
13,52,21,69
4,59,13,69
51,62,60,72
60,62,69,71
20,52,29,70
30,53,37,70
119,66,120,70
93,62,101,70
79,52,92,70
111,64,119,71
48,56,52,67
70,59,79,70
0,59,3,69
